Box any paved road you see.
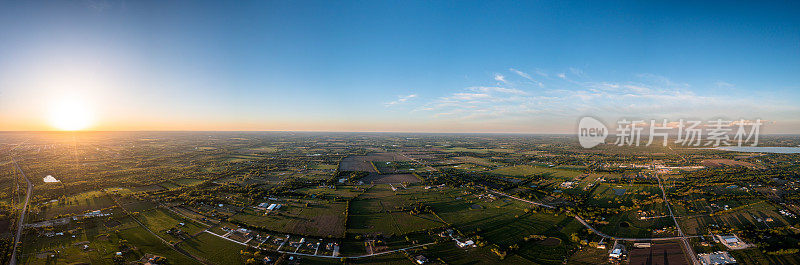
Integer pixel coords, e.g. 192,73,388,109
655,174,700,265
9,157,32,265
205,230,435,259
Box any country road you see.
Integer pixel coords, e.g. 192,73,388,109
655,174,701,265
9,157,32,265
205,230,436,259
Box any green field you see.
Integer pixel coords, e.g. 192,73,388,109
173,178,204,186
490,165,583,179
231,200,347,237
30,190,115,221
178,233,246,265
139,208,206,240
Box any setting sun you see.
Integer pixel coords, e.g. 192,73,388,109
49,98,93,131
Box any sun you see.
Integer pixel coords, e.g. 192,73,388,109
49,98,94,131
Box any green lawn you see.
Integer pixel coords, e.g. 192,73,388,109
179,232,245,265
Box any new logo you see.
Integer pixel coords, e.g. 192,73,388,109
578,117,608,148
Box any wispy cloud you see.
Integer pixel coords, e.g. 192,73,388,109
509,68,544,87
467,86,528,95
569,67,586,78
494,74,508,84
509,68,532,80
715,81,735,88
385,94,417,107
410,68,798,129
83,0,112,12
535,69,549,78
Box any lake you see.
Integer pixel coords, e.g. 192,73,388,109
715,146,800,154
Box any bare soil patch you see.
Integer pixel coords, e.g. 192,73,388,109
629,241,688,265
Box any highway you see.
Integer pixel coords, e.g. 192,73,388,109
9,157,32,265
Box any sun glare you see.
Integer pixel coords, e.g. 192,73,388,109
49,99,93,131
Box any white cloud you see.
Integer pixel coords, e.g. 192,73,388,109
385,94,417,107
412,68,798,128
494,74,508,84
467,86,528,95
509,68,532,80
509,68,544,88
569,67,586,78
715,81,735,88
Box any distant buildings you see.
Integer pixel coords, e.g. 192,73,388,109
456,239,475,248
698,251,737,265
256,202,281,212
716,234,750,250
609,242,626,260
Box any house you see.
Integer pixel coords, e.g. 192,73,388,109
257,202,271,209
609,243,625,259
415,255,428,264
266,204,281,211
633,242,651,248
609,248,622,259
457,240,475,248
717,234,749,250
699,251,737,265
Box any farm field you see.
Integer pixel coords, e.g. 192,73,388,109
490,165,583,179
6,132,800,265
230,200,347,237
29,190,115,221
179,232,246,265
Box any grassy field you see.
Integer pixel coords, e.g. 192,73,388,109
179,233,245,265
452,156,499,166
490,165,583,179
138,208,206,240
347,185,448,236
173,178,204,186
30,190,115,221
21,215,198,265
117,226,198,264
679,200,794,235
157,181,181,190
231,200,347,237
444,147,515,154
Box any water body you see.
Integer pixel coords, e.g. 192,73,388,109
715,146,800,154
43,175,60,183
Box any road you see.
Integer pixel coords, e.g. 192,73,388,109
655,174,700,265
103,187,211,264
205,230,436,259
9,157,32,265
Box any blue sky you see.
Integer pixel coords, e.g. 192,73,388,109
1,0,799,132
